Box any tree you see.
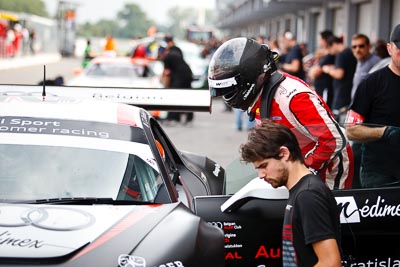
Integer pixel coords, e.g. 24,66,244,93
166,7,192,39
77,19,119,38
0,0,49,17
76,3,155,39
116,3,155,38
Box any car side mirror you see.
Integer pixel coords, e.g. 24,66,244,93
220,178,289,213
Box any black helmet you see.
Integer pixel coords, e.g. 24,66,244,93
208,37,278,110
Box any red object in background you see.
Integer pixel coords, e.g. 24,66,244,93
65,10,76,20
12,28,22,56
132,44,146,58
0,20,8,56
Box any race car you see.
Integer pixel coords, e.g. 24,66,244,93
67,56,163,89
0,85,224,267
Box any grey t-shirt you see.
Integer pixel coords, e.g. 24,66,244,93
351,54,381,100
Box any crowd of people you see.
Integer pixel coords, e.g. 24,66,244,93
208,23,400,266
208,23,400,191
0,21,36,58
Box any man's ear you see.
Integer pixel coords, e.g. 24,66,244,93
279,146,290,161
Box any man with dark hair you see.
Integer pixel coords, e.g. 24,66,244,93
164,35,183,57
240,119,342,267
308,30,335,109
162,35,193,125
350,33,381,100
322,35,357,123
348,33,381,188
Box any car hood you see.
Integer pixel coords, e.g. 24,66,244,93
0,203,175,259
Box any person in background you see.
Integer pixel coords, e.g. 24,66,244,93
235,108,256,131
347,33,381,189
162,36,194,125
374,39,390,59
103,35,116,56
208,37,353,189
322,36,357,123
307,30,335,109
21,26,29,55
38,75,64,86
28,28,36,55
350,33,381,100
256,35,266,44
345,24,400,188
164,35,183,57
268,36,281,55
12,24,22,57
280,30,305,80
240,119,342,266
268,36,284,69
82,39,94,68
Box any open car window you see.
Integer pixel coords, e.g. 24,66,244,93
224,123,400,194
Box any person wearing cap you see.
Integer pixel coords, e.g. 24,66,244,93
345,24,400,188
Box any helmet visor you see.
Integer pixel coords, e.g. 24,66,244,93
208,76,239,97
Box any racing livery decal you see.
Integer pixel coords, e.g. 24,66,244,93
118,254,185,267
336,195,400,224
0,116,145,142
209,221,281,264
118,254,146,267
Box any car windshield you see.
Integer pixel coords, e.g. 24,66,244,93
0,119,164,203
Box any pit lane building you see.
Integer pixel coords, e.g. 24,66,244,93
215,0,400,52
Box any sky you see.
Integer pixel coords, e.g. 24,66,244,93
42,0,215,25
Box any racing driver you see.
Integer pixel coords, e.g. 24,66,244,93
208,37,353,190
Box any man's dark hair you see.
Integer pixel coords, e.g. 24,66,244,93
320,30,334,41
240,119,304,164
327,35,344,46
164,35,174,43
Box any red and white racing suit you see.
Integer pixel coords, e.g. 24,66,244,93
251,72,353,189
